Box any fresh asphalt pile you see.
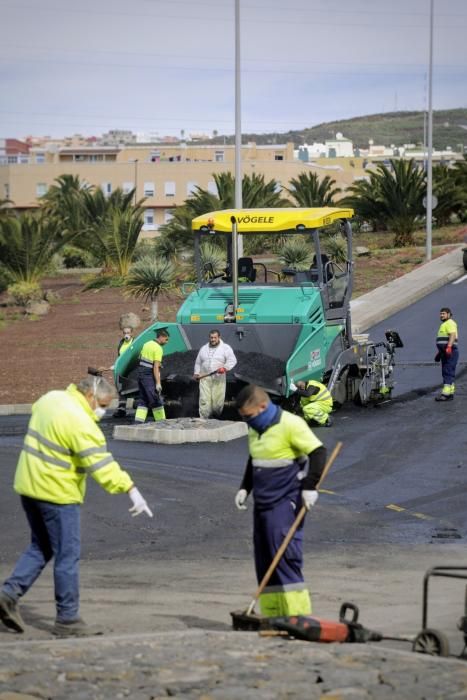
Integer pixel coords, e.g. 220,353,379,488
162,350,285,386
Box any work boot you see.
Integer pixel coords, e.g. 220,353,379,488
435,394,453,402
52,617,104,637
324,416,334,427
112,408,126,418
0,591,25,633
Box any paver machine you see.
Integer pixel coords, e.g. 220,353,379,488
113,207,403,417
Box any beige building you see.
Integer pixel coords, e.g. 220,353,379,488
0,141,366,236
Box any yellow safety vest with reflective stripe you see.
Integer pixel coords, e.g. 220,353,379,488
299,380,333,410
118,338,133,356
249,410,322,466
436,319,458,348
14,384,133,505
139,339,163,369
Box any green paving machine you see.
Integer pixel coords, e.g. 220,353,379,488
114,207,402,417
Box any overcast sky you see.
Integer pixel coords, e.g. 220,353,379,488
1,0,466,139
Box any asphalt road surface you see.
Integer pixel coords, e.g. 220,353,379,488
1,278,466,645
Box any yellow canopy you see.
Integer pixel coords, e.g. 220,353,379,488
191,207,354,234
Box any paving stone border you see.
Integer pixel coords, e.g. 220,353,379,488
1,630,466,699
114,418,248,444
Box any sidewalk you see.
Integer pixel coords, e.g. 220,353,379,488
351,245,464,333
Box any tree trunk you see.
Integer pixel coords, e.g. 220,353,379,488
150,298,158,321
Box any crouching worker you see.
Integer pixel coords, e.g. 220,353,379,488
0,375,152,638
291,379,333,427
234,384,326,617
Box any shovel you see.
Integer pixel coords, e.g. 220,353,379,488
232,441,343,626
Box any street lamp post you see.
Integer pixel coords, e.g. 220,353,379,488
235,0,243,257
426,0,434,262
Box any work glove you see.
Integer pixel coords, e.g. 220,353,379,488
217,367,226,374
289,382,298,392
128,487,153,518
434,352,441,363
445,346,452,356
235,489,248,510
156,383,162,393
301,490,319,511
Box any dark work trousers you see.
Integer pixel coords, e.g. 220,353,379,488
253,495,304,588
137,369,164,410
441,347,459,386
2,497,81,622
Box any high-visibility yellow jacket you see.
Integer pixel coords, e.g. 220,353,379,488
14,384,134,505
299,380,333,410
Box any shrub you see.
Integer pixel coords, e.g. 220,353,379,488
7,281,42,307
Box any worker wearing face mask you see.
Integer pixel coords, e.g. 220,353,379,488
112,327,135,418
0,375,152,639
234,384,326,618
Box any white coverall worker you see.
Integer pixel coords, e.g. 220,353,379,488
194,340,237,418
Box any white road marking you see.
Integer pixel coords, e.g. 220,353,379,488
452,274,467,285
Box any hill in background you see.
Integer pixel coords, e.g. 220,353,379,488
213,109,467,150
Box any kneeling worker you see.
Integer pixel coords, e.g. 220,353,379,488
0,375,152,637
235,384,326,617
291,379,333,427
135,328,170,423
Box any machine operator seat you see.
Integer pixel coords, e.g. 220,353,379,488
238,257,257,282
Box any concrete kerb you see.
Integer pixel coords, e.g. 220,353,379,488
0,246,464,415
350,245,464,334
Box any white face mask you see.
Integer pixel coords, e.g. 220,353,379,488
94,406,106,421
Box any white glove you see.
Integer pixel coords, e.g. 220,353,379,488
290,382,298,392
128,487,153,518
235,489,248,510
156,383,162,393
301,490,319,510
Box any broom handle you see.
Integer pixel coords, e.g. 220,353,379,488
246,441,343,616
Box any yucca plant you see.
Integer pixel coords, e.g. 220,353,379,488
278,237,313,271
323,236,348,265
124,255,175,321
199,240,227,280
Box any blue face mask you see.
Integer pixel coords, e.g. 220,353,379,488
246,402,278,433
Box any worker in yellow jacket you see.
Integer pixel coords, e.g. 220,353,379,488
292,379,333,427
0,375,152,638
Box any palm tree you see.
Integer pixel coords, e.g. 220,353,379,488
286,172,341,207
124,255,175,321
0,213,77,283
157,172,289,251
432,164,467,227
91,205,145,277
343,159,426,246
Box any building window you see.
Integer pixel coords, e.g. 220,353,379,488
122,181,134,194
36,183,48,197
164,209,174,223
186,181,198,195
274,153,284,161
215,150,224,162
143,209,155,230
35,153,45,164
164,181,176,197
144,182,155,196
207,180,217,195
4,184,10,199
101,182,112,196
7,156,18,164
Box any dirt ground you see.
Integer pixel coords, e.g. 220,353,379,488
0,276,181,403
